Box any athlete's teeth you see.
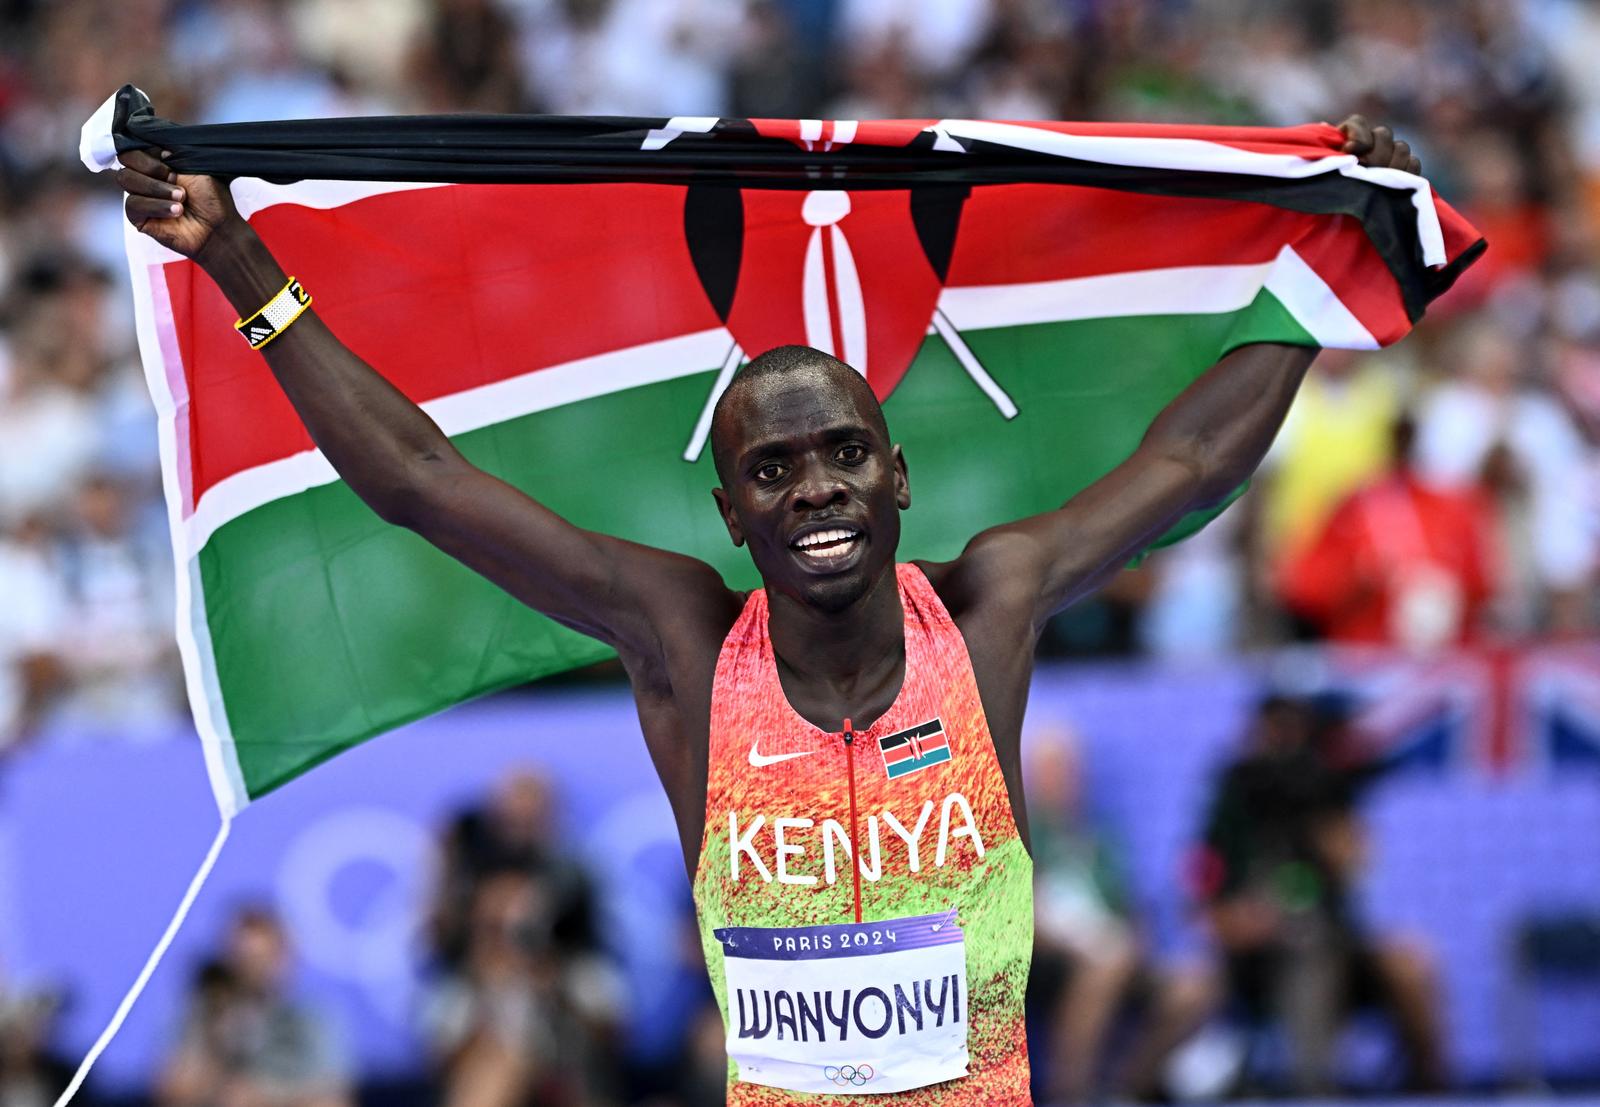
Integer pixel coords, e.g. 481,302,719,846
796,528,857,549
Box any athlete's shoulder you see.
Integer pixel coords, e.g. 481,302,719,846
914,530,1046,628
615,551,745,677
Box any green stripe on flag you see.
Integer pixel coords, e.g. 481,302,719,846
887,747,954,778
199,295,1313,799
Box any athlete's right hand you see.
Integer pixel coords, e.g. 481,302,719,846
116,147,243,263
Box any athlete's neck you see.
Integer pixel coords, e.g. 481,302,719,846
767,565,905,728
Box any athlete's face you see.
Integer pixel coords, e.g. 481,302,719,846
712,367,909,612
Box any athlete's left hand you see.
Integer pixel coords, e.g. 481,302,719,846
1337,114,1422,174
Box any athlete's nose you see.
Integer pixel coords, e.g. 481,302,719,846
789,457,849,512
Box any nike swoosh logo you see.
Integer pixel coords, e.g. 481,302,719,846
748,742,819,768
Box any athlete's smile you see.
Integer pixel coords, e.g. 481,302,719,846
788,519,867,575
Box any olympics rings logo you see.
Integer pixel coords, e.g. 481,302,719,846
824,1064,875,1087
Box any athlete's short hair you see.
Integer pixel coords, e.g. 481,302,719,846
709,345,889,485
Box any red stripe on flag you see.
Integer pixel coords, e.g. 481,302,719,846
949,184,1322,284
165,183,722,506
882,730,948,764
748,119,934,148
946,185,1411,343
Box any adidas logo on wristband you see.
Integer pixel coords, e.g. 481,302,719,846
234,277,312,350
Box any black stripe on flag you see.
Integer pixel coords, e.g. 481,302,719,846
105,85,1482,319
879,718,944,753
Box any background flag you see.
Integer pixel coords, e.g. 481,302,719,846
83,87,1483,817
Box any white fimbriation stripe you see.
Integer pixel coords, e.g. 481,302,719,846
180,327,734,557
126,224,250,821
831,120,858,146
938,260,1279,329
1262,246,1379,349
935,246,1377,349
930,120,1448,268
229,178,447,220
926,124,967,154
641,116,719,152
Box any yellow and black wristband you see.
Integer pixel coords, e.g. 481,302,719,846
235,277,312,350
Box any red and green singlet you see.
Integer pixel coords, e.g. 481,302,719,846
692,563,1034,1105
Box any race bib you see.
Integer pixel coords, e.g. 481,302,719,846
714,911,969,1095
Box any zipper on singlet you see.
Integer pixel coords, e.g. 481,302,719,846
841,717,863,924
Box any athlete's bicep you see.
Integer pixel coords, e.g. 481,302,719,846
408,457,737,652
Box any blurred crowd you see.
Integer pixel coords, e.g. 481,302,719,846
4,0,1600,751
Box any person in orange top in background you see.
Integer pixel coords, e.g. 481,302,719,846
1278,415,1501,650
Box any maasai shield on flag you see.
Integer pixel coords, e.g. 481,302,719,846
82,87,1484,818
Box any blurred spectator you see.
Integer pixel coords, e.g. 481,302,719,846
287,0,427,100
1413,318,1596,634
157,906,352,1107
408,0,527,114
1258,349,1404,572
671,1003,733,1107
170,0,353,124
431,769,603,964
46,470,179,731
1195,695,1446,1095
1027,730,1218,1103
726,1,813,120
424,769,623,1107
0,979,77,1107
1278,415,1501,650
515,0,744,117
0,307,101,529
0,515,67,753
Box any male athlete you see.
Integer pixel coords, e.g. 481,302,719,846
115,117,1421,1105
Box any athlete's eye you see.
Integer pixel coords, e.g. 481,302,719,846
754,462,785,483
837,444,867,464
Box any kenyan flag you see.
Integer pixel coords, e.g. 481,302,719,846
88,89,1483,816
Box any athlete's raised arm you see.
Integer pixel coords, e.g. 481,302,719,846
936,116,1421,634
117,148,738,656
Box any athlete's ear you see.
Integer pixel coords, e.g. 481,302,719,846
712,486,745,547
893,445,910,511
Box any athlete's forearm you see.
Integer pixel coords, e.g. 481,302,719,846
1140,341,1317,506
196,220,459,525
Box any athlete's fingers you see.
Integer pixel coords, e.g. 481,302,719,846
1408,154,1423,175
1391,139,1413,172
115,165,184,202
1367,125,1396,168
125,194,184,226
1338,114,1373,155
120,147,175,182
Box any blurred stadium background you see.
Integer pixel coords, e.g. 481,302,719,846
2,0,1600,1104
